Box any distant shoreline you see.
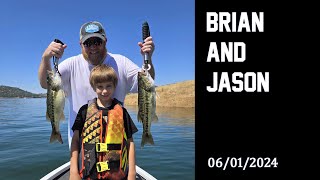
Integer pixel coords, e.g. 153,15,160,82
0,85,46,98
1,80,195,108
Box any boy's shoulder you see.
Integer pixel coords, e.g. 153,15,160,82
112,98,123,106
78,103,89,113
112,98,130,113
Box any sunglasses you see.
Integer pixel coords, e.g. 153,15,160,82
83,38,103,48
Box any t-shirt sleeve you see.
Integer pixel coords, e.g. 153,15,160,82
124,56,140,93
123,107,138,139
71,104,88,132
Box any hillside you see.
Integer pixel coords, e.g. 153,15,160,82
0,85,45,98
124,80,195,108
0,80,195,106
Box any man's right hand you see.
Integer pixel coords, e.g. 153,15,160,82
42,41,67,60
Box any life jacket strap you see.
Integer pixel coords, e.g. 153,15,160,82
96,143,122,152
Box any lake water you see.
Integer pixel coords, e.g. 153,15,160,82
0,98,195,180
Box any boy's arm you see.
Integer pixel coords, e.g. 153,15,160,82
70,130,81,180
128,138,136,180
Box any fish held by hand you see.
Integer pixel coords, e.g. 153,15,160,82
46,70,65,144
137,71,158,147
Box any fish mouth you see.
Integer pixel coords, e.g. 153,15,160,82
138,71,147,76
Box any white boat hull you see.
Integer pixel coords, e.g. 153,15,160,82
40,161,157,180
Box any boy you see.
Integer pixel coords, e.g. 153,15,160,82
70,64,138,180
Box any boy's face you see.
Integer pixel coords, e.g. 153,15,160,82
94,81,115,104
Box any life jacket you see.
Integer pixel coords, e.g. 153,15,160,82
80,98,128,180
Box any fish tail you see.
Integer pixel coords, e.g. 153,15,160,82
50,131,63,144
141,132,154,147
152,114,158,122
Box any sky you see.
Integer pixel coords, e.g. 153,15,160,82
0,0,194,93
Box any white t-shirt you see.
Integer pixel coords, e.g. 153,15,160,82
59,52,149,148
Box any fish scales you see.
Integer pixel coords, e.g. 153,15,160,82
46,70,65,144
137,71,158,147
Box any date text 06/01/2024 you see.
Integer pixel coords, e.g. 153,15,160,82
208,157,278,171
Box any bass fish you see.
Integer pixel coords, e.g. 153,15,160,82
46,70,65,144
137,71,158,147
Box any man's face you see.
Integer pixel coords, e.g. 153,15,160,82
81,37,107,65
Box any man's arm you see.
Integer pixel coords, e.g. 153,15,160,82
38,56,51,89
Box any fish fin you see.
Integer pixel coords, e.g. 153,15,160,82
60,113,66,121
46,112,51,121
156,92,160,99
141,132,154,147
137,112,142,123
152,114,159,122
63,90,68,97
50,131,63,144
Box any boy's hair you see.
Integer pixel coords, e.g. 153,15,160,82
89,64,118,89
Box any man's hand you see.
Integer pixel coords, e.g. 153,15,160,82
138,36,155,57
42,41,67,61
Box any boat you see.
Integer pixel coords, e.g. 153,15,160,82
40,161,157,180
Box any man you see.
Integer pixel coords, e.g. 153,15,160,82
38,21,155,148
